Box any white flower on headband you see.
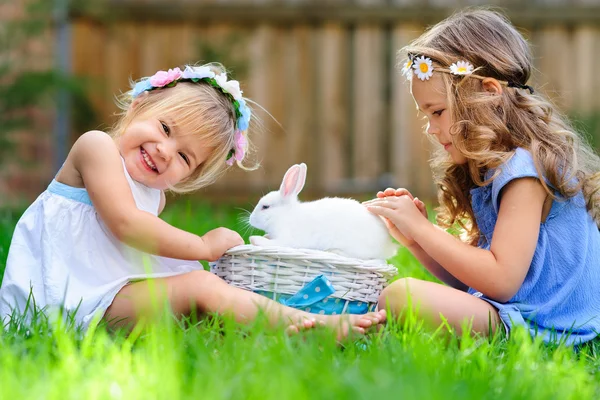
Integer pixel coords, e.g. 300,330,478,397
215,73,243,101
449,60,474,76
181,65,215,80
413,56,433,81
401,58,413,78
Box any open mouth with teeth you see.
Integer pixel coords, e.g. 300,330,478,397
140,147,158,172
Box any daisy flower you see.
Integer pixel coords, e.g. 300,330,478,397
401,58,413,78
413,56,434,81
449,60,474,75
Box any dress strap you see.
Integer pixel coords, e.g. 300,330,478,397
119,157,162,215
48,180,93,206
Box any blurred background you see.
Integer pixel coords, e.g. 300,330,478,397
1,0,600,207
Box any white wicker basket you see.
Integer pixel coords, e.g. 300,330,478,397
210,245,397,313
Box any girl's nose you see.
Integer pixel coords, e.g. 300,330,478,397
426,122,438,136
156,141,174,161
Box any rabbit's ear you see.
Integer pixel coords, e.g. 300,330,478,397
280,164,305,198
295,163,307,194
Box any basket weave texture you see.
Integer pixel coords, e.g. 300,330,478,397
210,245,398,305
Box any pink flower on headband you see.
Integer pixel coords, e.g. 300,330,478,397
234,130,247,159
226,130,247,166
149,68,183,87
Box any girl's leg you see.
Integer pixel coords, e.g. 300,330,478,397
378,278,502,335
104,270,385,336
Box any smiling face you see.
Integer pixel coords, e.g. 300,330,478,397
410,74,467,165
117,115,213,189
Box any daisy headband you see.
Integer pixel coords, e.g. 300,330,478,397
131,65,252,166
401,55,534,94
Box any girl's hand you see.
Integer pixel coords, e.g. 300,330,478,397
203,227,244,262
365,188,427,247
377,188,428,219
365,194,428,245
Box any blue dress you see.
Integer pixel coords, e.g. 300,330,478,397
469,148,600,345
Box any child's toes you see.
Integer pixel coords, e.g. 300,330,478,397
335,323,366,341
347,316,371,329
365,310,386,325
286,318,316,336
285,325,300,336
351,326,366,335
301,318,316,329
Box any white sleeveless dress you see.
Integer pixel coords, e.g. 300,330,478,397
0,159,202,330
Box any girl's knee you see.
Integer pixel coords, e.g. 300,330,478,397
190,270,236,311
187,269,220,287
169,269,226,313
378,277,419,312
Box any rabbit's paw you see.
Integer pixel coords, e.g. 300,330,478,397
250,235,273,246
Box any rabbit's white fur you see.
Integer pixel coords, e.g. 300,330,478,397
249,163,397,260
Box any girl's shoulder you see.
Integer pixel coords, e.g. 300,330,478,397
55,131,116,188
488,148,540,213
493,148,537,182
73,130,116,150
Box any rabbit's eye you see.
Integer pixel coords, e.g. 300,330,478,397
261,205,270,210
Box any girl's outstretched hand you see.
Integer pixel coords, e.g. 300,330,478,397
364,192,428,246
202,227,244,261
364,188,427,247
376,188,428,219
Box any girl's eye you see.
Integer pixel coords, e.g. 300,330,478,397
179,152,190,165
161,121,170,135
432,109,445,117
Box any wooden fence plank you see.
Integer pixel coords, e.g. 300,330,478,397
262,26,288,189
245,25,275,190
283,25,317,187
352,24,385,186
71,20,107,131
533,26,573,111
572,25,596,113
316,23,349,193
105,22,140,125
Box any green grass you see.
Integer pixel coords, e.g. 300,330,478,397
1,201,600,399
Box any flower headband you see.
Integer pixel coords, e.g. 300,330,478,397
401,55,534,94
131,65,252,166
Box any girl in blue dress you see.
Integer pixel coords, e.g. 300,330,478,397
366,9,600,345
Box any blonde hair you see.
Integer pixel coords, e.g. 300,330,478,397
402,8,600,244
109,63,258,193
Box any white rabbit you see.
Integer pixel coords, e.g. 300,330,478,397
248,163,398,260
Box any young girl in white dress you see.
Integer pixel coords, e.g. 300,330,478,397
0,63,385,336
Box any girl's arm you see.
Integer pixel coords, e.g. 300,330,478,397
369,177,546,302
405,232,469,291
368,189,468,290
71,131,242,262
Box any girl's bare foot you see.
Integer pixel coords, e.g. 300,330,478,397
285,318,317,335
326,309,386,340
286,309,386,341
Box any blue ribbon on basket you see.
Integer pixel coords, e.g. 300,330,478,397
254,275,374,314
279,275,336,308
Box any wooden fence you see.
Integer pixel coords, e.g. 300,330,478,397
69,0,600,201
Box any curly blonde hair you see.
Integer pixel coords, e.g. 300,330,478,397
108,63,258,193
401,9,600,244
